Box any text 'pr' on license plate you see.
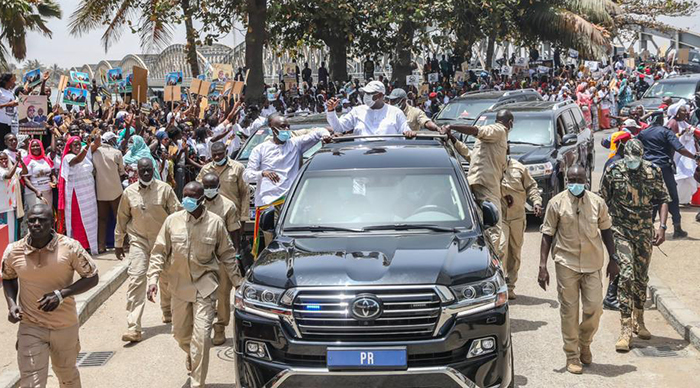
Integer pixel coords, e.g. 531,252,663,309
327,348,407,370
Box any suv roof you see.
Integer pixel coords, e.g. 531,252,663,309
457,88,540,99
307,137,455,171
481,100,576,114
659,73,700,82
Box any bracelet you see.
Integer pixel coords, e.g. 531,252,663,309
53,290,64,305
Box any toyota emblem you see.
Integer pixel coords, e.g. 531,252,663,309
351,295,382,321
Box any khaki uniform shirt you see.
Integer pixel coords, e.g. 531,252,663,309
404,105,430,132
115,180,181,251
204,194,241,232
92,145,126,201
147,210,241,302
453,140,470,162
541,190,612,273
196,158,249,221
501,159,542,221
467,123,508,190
1,234,98,330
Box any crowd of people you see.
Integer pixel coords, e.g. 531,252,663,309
1,48,700,387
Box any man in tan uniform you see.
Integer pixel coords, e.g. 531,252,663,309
115,158,181,342
2,204,99,387
538,166,618,375
147,181,241,388
442,110,513,256
386,88,439,132
501,151,542,299
202,173,241,346
196,141,249,234
90,132,126,253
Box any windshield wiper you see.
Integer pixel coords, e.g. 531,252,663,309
508,141,542,146
284,225,363,232
362,223,459,232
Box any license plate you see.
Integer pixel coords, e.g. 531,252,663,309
327,347,407,370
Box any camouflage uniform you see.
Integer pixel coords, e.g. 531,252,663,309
600,139,670,318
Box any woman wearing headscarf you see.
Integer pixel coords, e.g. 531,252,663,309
58,135,99,253
23,139,56,209
576,82,592,126
667,100,698,204
123,135,161,185
0,152,26,242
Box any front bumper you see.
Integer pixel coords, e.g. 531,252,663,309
234,304,512,388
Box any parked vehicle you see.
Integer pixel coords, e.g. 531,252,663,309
234,134,514,388
435,89,543,127
620,73,700,116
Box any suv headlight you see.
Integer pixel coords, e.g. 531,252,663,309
234,280,293,319
448,272,508,317
526,162,553,177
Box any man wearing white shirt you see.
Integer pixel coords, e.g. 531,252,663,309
243,114,330,254
260,100,277,118
325,81,413,137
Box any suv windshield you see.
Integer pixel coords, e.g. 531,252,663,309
237,128,323,161
468,113,553,146
644,81,697,100
437,99,497,120
282,168,472,230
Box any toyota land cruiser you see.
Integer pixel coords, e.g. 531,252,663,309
234,135,513,388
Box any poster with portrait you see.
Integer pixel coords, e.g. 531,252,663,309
166,71,184,86
23,69,42,89
208,82,221,105
514,57,528,68
568,49,579,59
427,73,439,83
119,74,133,94
454,71,466,84
107,68,123,86
406,74,420,86
500,65,513,76
212,63,234,81
63,87,88,107
70,71,91,86
283,76,298,92
18,95,48,135
283,63,297,78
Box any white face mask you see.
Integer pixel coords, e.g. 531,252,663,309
363,93,376,108
204,188,219,199
139,177,153,186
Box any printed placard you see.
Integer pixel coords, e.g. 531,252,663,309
23,69,42,89
514,57,528,67
454,71,465,83
428,73,439,83
119,74,133,94
107,68,123,86
406,74,420,86
18,95,48,133
70,71,91,86
500,65,513,76
166,71,184,86
212,63,234,81
63,87,88,107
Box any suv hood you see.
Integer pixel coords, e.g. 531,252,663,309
510,144,555,165
249,234,494,289
634,97,664,111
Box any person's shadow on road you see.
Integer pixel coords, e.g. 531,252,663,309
511,318,548,333
123,324,171,348
553,363,637,377
510,295,559,308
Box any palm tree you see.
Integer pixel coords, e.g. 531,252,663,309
68,0,201,76
23,59,43,72
0,0,62,68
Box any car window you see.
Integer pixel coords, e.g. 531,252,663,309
475,114,553,146
643,81,696,100
237,129,270,160
560,110,577,134
437,99,497,120
283,168,472,229
570,107,587,130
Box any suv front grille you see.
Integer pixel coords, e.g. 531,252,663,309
292,287,441,341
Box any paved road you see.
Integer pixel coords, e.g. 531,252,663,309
33,130,700,387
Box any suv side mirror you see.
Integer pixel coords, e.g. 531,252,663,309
260,207,276,233
481,201,499,229
562,133,577,146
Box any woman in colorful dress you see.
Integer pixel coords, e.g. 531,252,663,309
58,135,99,254
23,139,56,209
0,152,26,241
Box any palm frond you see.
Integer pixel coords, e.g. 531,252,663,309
100,0,137,52
35,0,62,19
562,0,618,25
68,0,122,37
138,9,174,53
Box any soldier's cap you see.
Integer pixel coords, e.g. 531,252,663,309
387,88,407,100
624,138,644,164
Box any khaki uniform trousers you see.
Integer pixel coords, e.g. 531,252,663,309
499,217,525,291
126,244,171,332
555,263,603,359
172,292,217,388
17,323,81,388
472,183,503,258
214,265,233,332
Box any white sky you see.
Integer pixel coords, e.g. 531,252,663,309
15,1,700,69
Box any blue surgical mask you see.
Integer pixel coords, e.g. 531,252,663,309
182,196,202,212
277,130,291,143
626,160,641,170
567,183,585,197
215,156,227,166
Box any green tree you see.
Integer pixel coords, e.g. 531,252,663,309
68,0,202,76
23,59,44,72
0,0,61,69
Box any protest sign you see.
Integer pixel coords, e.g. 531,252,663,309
584,61,599,71
190,78,211,96
212,63,234,81
568,49,579,59
166,71,184,86
231,81,245,102
428,73,439,83
107,68,123,86
70,71,91,86
63,87,88,107
208,82,221,105
677,48,690,65
515,57,528,67
500,65,513,76
454,71,466,83
406,74,420,86
537,66,550,74
284,76,298,92
164,85,181,102
222,81,234,99
283,63,297,77
23,69,42,89
119,74,133,94
267,87,277,102
132,66,148,104
18,95,48,135
418,84,429,97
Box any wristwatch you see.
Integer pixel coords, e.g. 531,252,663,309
53,290,64,305
660,224,667,231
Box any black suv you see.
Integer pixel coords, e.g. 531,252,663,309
621,73,700,116
435,89,543,126
468,100,594,209
234,135,513,388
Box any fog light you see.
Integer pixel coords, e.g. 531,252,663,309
245,340,269,360
467,337,497,358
